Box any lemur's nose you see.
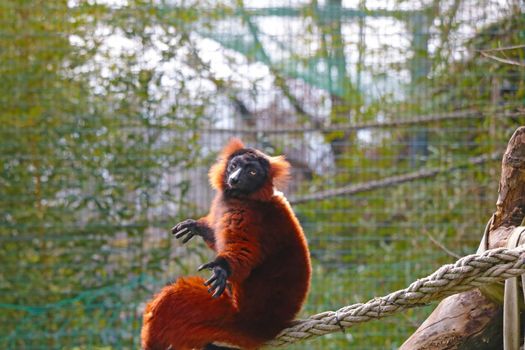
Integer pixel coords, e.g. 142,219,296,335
228,168,242,185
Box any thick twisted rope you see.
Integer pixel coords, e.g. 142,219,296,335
266,246,525,347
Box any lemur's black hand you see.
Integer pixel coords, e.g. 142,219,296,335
198,258,231,298
171,219,197,244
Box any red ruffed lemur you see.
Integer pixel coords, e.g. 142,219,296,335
141,138,311,350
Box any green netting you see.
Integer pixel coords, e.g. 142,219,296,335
1,0,524,349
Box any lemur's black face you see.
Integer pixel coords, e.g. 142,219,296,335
224,149,269,197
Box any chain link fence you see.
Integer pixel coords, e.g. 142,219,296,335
1,0,524,349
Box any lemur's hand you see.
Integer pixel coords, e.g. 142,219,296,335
198,258,231,298
171,219,198,244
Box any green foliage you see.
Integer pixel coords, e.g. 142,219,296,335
0,1,210,348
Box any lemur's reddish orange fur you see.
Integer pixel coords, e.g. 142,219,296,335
141,139,311,350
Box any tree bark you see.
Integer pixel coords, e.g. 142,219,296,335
400,127,525,350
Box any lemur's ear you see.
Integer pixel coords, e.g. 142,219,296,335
208,138,245,190
219,138,245,159
268,155,291,189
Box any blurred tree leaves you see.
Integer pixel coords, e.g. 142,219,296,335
0,0,212,348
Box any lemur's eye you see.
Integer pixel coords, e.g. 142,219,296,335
230,163,237,169
249,170,257,176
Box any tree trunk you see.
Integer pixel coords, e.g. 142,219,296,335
400,127,525,350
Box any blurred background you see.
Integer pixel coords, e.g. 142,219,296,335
1,0,524,349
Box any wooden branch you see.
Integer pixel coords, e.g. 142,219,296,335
480,51,525,67
492,129,525,232
290,152,500,205
480,45,525,67
481,44,525,52
199,109,524,134
400,127,525,350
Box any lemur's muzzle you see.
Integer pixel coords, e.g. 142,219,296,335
227,168,242,187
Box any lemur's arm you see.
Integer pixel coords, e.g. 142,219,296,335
172,218,216,251
199,209,264,298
